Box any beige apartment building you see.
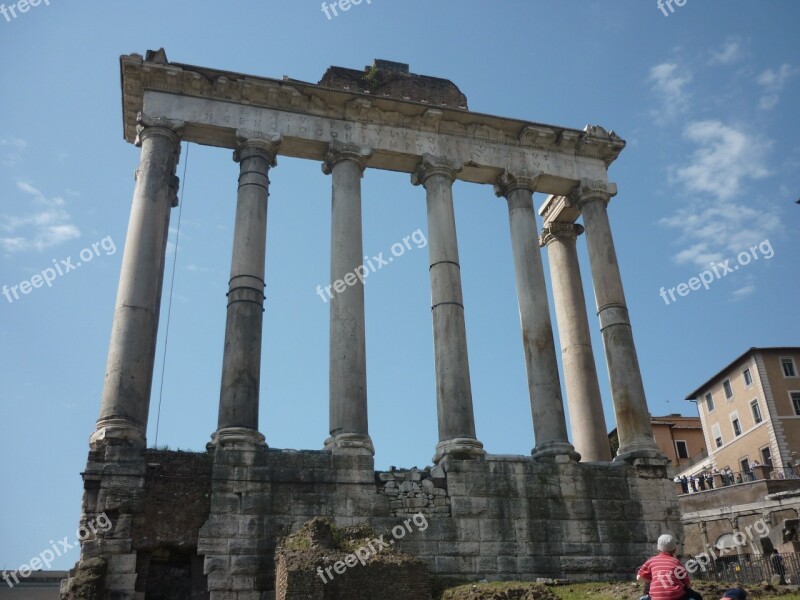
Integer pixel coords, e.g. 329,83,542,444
684,347,800,478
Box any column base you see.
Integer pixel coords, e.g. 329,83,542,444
89,418,146,449
433,438,486,464
531,440,581,462
207,427,267,451
324,433,375,456
613,439,667,464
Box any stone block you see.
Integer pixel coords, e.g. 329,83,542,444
435,555,476,573
198,538,229,555
230,575,256,590
240,492,272,513
476,556,498,573
230,555,262,576
211,492,242,513
204,555,231,575
450,496,493,517
480,542,522,555
106,573,137,591
479,519,516,542
438,541,480,555
207,572,233,591
497,555,517,573
108,553,137,574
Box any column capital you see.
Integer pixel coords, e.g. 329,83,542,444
494,169,543,198
540,222,585,247
571,178,618,208
322,141,372,174
135,112,184,146
411,153,462,186
234,129,282,165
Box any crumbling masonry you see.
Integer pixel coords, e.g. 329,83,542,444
62,50,682,599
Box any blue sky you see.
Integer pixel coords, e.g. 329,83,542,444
1,0,799,572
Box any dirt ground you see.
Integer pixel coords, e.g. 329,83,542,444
438,581,800,600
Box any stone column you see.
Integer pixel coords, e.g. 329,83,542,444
698,522,711,551
90,114,183,448
495,171,578,461
731,517,746,556
540,222,611,462
212,130,281,449
574,179,663,462
323,141,374,456
412,154,484,463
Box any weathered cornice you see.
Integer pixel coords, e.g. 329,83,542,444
120,51,625,167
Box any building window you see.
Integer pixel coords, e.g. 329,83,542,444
723,379,734,400
791,392,800,416
743,368,753,387
675,440,689,459
750,399,763,424
740,457,751,474
781,357,798,378
712,423,723,448
705,392,715,412
761,446,773,467
731,413,742,437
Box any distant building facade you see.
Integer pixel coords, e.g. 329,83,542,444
608,414,706,470
684,347,800,479
673,347,800,560
651,414,707,470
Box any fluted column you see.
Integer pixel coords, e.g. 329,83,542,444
495,171,578,461
540,222,611,462
212,130,281,449
412,154,484,463
574,179,663,462
90,114,183,448
323,141,374,456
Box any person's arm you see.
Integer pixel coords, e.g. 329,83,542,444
636,562,652,582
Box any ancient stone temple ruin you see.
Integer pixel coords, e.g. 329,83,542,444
62,49,681,599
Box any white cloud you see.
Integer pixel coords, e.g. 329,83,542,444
709,40,743,66
661,121,781,286
756,64,796,111
0,137,28,167
0,181,81,252
731,284,756,301
673,120,771,201
648,63,692,120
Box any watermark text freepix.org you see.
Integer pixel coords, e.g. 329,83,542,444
2,512,112,588
321,0,371,20
659,239,774,306
316,228,427,303
317,512,428,584
657,0,688,17
1,0,50,23
2,236,117,305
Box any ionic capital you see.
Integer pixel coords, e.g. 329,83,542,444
572,178,618,208
233,130,282,165
494,169,543,198
539,222,585,247
135,112,184,147
322,140,372,175
411,154,463,186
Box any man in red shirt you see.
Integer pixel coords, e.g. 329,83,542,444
637,534,703,600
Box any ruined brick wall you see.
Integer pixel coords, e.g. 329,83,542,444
276,552,431,600
66,448,682,599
